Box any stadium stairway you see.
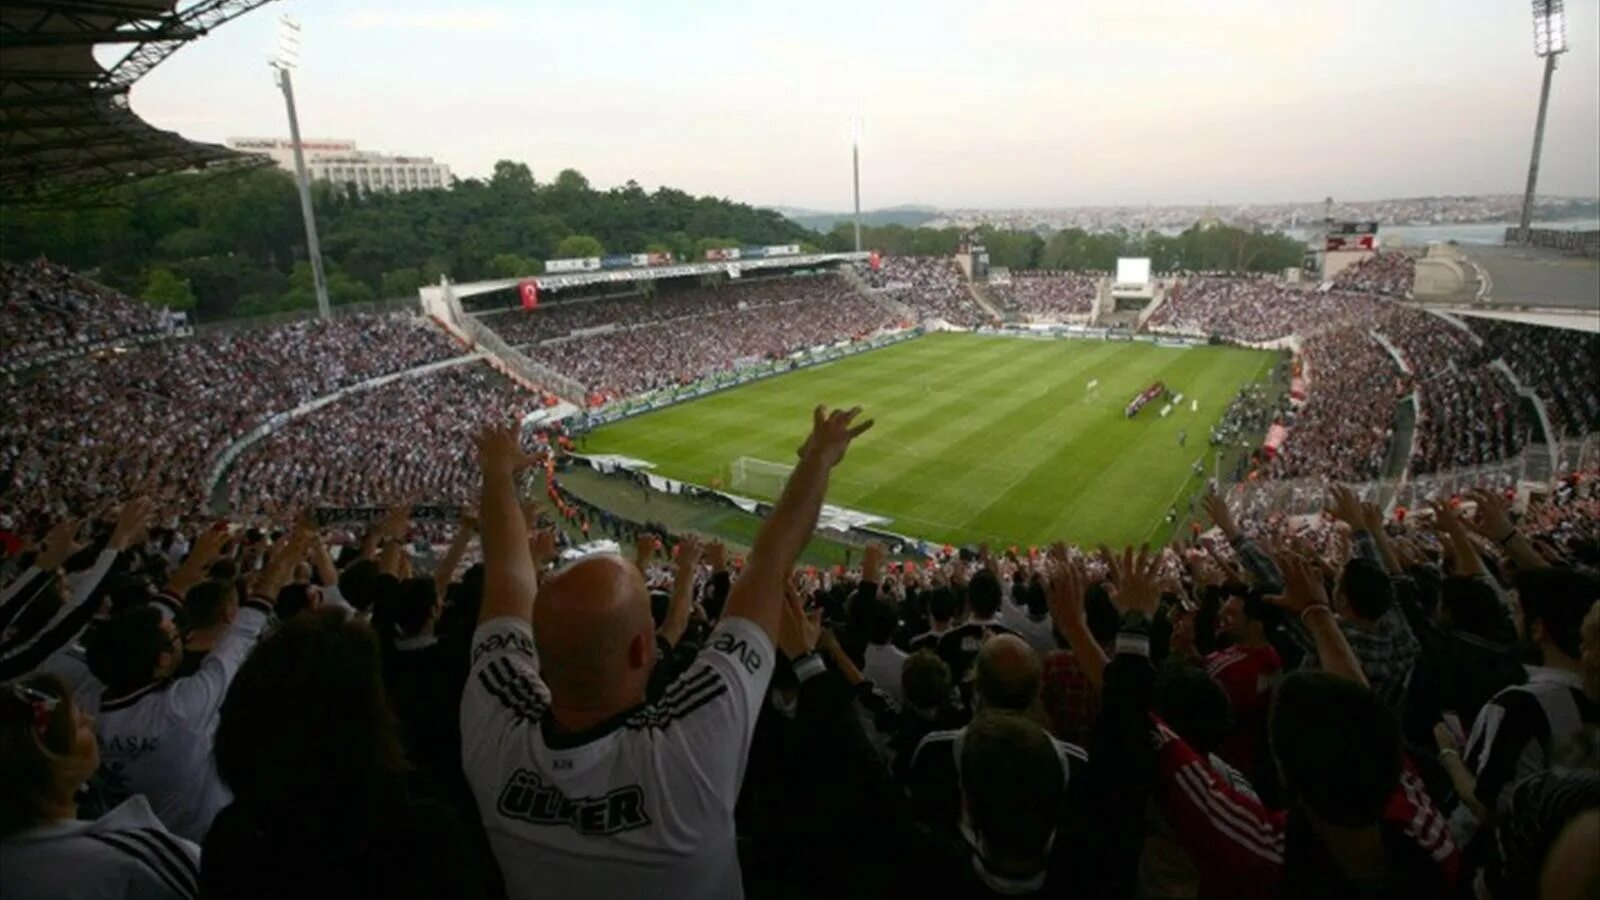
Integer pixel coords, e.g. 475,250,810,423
963,279,1003,321
841,265,916,321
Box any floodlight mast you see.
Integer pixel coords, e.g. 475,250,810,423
272,16,331,319
1517,0,1568,242
848,118,863,253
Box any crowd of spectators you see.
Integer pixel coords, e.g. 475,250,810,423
860,257,989,327
1377,307,1528,475
2,408,1596,900
990,271,1098,319
1146,278,1384,342
525,279,895,399
1,308,464,525
1332,251,1416,297
1471,318,1600,439
224,363,544,516
1267,327,1406,481
2,261,183,371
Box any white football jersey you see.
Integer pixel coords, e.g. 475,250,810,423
461,615,773,900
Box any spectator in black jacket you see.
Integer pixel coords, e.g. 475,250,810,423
202,608,495,900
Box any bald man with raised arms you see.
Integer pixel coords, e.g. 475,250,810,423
460,406,873,900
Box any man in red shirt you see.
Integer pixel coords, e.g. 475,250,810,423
1204,586,1283,779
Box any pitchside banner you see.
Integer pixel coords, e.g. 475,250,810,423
518,279,539,310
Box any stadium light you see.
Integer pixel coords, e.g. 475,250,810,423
1517,0,1568,241
847,117,864,253
271,15,331,319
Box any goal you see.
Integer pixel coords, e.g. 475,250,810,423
729,457,794,495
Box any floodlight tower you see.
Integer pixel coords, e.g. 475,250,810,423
271,16,330,319
1517,0,1568,242
848,117,864,253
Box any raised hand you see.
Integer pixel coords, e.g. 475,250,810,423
474,422,534,477
776,582,822,660
797,405,874,469
528,527,559,566
1202,489,1239,539
1044,556,1088,628
1109,544,1161,618
706,540,727,573
673,533,703,573
1326,484,1365,529
1465,489,1515,542
36,517,85,570
635,533,662,571
1266,550,1330,616
862,541,885,583
108,498,154,551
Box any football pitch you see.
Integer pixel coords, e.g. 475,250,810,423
581,333,1278,548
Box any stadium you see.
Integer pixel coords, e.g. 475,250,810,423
1,2,1599,900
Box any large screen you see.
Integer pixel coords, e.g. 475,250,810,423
1116,257,1151,285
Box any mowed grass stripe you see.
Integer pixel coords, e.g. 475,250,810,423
582,334,1277,547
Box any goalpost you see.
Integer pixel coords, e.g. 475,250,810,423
729,457,795,496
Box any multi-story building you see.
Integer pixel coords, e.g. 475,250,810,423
225,137,452,193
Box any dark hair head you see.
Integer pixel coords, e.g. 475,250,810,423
960,713,1065,862
924,586,958,623
968,570,1002,619
1438,576,1510,640
0,674,87,837
274,583,320,621
1085,582,1119,646
388,578,441,638
337,558,381,612
1270,671,1400,827
86,606,172,693
1154,662,1235,755
1242,587,1286,630
1406,564,1443,619
1023,578,1049,617
649,590,670,629
208,558,240,582
867,594,899,645
214,609,407,809
1516,567,1599,660
1339,558,1394,621
902,650,952,710
183,579,237,631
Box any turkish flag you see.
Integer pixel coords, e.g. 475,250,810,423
518,279,539,310
869,250,882,270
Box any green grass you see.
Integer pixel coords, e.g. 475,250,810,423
581,333,1277,548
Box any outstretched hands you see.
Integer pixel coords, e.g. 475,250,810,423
1266,549,1331,616
797,406,874,469
1098,543,1162,618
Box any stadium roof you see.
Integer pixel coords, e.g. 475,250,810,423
0,0,276,204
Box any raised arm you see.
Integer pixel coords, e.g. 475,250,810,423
434,511,477,599
1428,499,1487,580
722,406,872,641
1045,547,1108,689
1465,489,1547,573
476,424,541,624
166,525,229,599
1267,552,1368,688
659,534,702,647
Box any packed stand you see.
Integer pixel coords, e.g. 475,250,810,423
990,271,1098,319
529,282,894,400
480,282,803,348
1471,318,1600,438
1265,327,1406,481
2,261,183,371
225,363,544,515
1377,307,1529,475
859,256,988,327
1147,278,1384,342
1332,251,1416,297
0,314,463,523
4,405,1599,900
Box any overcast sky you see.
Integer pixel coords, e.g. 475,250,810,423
122,0,1600,210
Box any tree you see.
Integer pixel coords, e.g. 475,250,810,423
552,168,591,193
554,234,604,259
142,267,195,311
490,253,532,277
381,267,422,297
490,160,536,194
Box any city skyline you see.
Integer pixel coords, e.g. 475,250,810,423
120,0,1600,210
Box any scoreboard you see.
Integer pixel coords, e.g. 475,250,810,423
1324,221,1379,251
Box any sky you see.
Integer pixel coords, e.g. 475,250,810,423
120,0,1600,210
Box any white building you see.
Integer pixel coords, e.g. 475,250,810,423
225,137,452,193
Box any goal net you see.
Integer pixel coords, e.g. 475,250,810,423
729,457,794,496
